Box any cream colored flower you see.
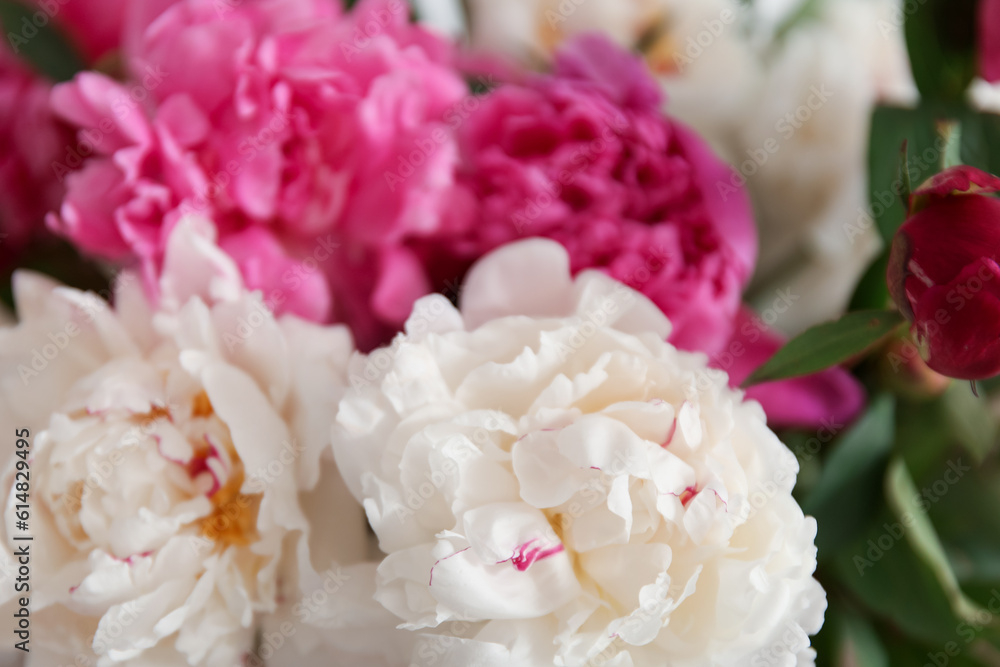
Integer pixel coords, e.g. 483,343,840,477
334,239,826,666
731,0,917,334
0,218,406,666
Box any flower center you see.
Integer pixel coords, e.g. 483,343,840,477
182,392,263,549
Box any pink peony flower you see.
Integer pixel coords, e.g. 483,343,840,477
48,0,468,349
427,34,863,429
0,43,71,268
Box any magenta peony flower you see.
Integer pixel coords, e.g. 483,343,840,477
48,0,468,349
0,43,71,267
888,165,1000,380
435,34,756,355
429,34,862,429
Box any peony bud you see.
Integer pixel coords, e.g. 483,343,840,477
877,336,952,399
887,165,1000,380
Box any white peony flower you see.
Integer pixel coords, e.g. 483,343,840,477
729,0,917,335
333,239,826,666
462,0,663,65
0,218,407,666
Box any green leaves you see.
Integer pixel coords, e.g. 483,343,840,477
743,310,904,386
832,509,967,644
804,395,896,554
943,382,998,463
867,104,1000,249
0,0,85,81
835,608,889,667
885,457,988,627
903,0,978,103
867,105,945,244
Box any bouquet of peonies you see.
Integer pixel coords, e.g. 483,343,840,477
1,0,1000,664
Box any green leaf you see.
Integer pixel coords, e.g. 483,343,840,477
867,105,1000,247
898,141,913,204
839,611,890,667
942,382,997,463
882,635,986,667
894,397,957,483
850,250,892,312
742,310,904,386
814,602,889,667
832,508,969,645
904,0,978,103
868,105,948,244
930,470,1000,584
804,395,895,555
885,457,992,628
0,0,85,81
958,111,1000,189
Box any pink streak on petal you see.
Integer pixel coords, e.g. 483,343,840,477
507,539,565,572
429,546,471,586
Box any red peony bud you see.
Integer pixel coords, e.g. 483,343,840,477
887,165,1000,380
